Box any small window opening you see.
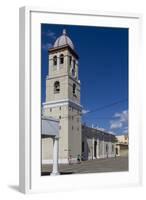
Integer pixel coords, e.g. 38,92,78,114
54,81,60,93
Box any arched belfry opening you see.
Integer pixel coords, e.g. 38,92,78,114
59,54,64,64
53,55,57,66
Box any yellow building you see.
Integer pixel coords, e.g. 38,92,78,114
116,135,128,144
116,135,128,157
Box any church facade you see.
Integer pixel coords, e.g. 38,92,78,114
42,29,116,164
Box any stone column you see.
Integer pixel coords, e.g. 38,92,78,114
57,53,60,70
84,137,87,160
51,137,60,176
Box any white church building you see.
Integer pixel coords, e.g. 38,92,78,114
42,29,116,164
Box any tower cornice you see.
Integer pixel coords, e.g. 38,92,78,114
43,99,83,111
48,45,79,59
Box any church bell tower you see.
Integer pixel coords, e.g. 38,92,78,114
42,29,82,164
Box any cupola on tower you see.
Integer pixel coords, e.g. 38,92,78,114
42,29,82,164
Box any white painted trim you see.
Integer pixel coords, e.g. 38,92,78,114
42,158,78,164
43,99,83,110
43,99,68,105
42,159,67,164
43,101,68,109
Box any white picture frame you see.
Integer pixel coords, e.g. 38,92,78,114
19,6,142,194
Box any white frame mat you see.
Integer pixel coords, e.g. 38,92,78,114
19,7,142,194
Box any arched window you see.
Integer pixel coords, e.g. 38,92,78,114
60,54,64,64
72,68,75,77
106,144,109,153
116,147,118,155
73,59,75,68
54,81,60,93
71,60,76,77
73,83,76,96
69,56,72,65
53,56,57,66
82,142,84,153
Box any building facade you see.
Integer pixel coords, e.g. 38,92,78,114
42,29,82,164
116,135,128,144
82,125,117,160
116,135,128,157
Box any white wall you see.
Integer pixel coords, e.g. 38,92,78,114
0,0,145,199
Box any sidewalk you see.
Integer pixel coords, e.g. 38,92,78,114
42,156,128,175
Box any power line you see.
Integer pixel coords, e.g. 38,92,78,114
82,116,116,119
84,98,128,115
48,98,128,120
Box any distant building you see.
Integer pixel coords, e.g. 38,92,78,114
116,135,128,144
116,135,128,157
42,29,117,164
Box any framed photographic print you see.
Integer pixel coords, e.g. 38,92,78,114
19,7,142,193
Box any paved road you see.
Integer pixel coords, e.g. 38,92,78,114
42,156,128,175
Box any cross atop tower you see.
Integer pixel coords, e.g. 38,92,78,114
62,29,66,35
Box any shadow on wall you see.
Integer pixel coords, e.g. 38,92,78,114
82,139,90,160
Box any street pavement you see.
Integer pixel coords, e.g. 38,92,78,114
42,156,128,175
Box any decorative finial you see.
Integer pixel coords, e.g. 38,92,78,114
63,29,66,35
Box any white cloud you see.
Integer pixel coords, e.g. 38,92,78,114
46,30,56,39
42,30,56,40
122,126,128,134
82,109,90,114
110,110,128,130
97,127,106,132
42,43,52,50
114,110,128,123
96,125,116,135
110,121,123,129
99,127,105,131
95,123,106,132
108,130,116,135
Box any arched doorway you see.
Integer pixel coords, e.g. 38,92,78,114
116,147,119,155
94,141,97,158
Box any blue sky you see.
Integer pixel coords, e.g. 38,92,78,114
41,24,128,135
